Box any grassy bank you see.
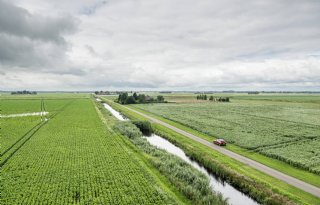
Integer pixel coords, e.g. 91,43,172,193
114,121,227,205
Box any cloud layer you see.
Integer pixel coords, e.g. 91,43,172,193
1,0,320,91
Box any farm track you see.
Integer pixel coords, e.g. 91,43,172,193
119,104,320,198
0,100,75,167
0,122,48,167
254,138,315,151
0,122,42,157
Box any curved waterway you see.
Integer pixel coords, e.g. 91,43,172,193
146,134,258,205
97,99,259,205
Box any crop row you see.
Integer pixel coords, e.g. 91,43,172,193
1,98,77,115
1,98,176,204
0,116,40,154
134,103,319,148
259,139,320,174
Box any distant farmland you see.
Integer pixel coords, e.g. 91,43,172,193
132,94,320,174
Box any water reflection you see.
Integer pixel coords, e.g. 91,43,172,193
146,134,259,205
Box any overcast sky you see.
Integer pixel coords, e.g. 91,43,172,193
1,0,320,91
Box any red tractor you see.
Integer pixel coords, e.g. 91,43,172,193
213,139,226,146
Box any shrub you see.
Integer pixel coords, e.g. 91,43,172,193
113,121,142,139
132,120,153,136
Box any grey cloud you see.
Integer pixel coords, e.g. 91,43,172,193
0,0,78,44
0,33,65,67
0,0,79,74
1,0,320,91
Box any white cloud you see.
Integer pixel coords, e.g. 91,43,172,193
1,0,320,91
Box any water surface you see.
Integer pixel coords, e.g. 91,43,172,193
146,134,259,205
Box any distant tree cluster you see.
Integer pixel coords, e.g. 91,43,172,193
94,90,132,95
196,94,207,100
117,92,166,104
212,97,230,102
197,95,230,102
248,91,260,95
11,90,37,95
95,91,111,95
94,91,126,95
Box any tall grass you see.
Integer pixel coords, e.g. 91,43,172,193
114,121,228,205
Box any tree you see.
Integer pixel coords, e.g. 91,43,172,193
125,96,136,104
118,92,128,104
138,94,146,103
157,95,164,102
133,92,138,100
209,96,214,101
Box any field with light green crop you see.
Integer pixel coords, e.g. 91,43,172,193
132,94,320,174
1,94,185,204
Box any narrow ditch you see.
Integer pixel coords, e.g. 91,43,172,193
97,98,259,205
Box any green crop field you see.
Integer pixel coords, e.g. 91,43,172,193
132,94,320,174
1,116,39,154
1,95,185,204
2,93,319,205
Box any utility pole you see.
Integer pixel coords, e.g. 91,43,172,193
40,98,43,122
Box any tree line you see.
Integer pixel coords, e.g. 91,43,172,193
196,94,230,102
11,90,37,95
117,92,166,104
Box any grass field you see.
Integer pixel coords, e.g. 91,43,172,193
131,94,320,174
1,95,187,204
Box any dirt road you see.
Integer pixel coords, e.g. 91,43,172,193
123,105,320,198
